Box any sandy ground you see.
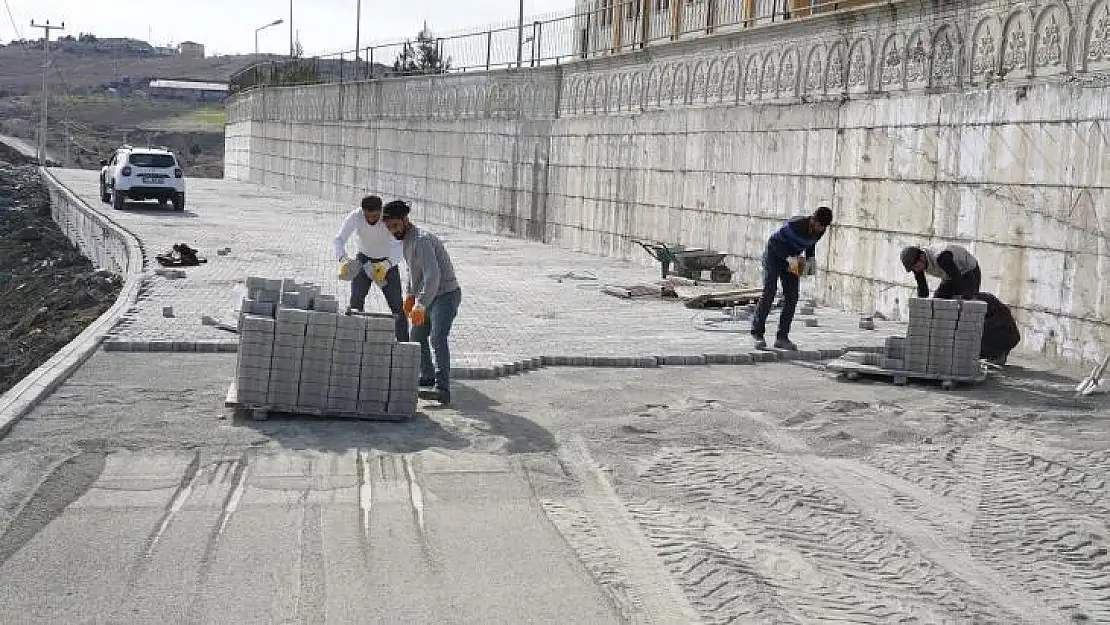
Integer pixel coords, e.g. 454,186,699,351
1,350,1107,623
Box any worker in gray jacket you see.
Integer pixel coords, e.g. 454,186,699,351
382,200,462,405
900,244,981,300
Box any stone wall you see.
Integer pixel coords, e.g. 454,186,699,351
225,0,1110,363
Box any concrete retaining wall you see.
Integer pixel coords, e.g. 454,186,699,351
225,0,1110,363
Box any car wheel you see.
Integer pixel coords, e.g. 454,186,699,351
172,192,185,212
100,182,111,203
112,189,125,210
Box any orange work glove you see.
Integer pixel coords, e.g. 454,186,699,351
408,303,426,327
403,294,416,315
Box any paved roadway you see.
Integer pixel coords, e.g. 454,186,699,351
2,168,1000,625
48,168,899,374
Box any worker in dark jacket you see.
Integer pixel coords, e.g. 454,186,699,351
900,244,981,299
974,292,1021,365
751,206,834,351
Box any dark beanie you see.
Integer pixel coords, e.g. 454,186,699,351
382,200,410,219
900,246,923,271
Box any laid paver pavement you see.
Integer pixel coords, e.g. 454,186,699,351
48,168,902,374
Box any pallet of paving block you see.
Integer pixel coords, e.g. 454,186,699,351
824,358,987,390
224,375,411,422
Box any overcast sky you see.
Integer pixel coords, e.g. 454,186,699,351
2,0,574,57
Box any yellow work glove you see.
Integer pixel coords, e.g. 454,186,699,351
370,260,391,285
338,256,355,281
403,294,416,316
787,256,805,277
408,303,426,327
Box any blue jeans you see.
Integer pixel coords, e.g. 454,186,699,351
351,253,409,342
410,288,462,392
751,250,800,339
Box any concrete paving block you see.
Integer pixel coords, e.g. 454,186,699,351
931,309,960,320
327,398,359,414
277,308,310,324
274,335,307,350
364,316,395,333
240,315,276,333
336,314,366,329
882,358,906,370
240,341,274,357
804,317,819,327
276,321,307,336
959,300,988,315
704,353,732,364
931,299,960,311
246,277,268,290
307,310,338,326
334,327,364,342
751,351,779,362
330,350,363,366
358,390,389,406
542,355,568,366
357,400,387,415
799,306,815,316
266,391,300,407
273,344,303,360
729,353,755,364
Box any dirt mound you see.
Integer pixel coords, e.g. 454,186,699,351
0,159,122,396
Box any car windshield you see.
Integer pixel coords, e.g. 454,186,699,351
128,153,176,168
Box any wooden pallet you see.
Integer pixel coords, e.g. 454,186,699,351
225,376,412,422
825,358,987,390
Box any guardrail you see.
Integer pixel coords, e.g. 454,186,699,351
230,0,876,92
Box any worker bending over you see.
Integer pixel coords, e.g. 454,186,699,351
973,292,1021,366
900,244,981,300
382,200,462,406
333,195,408,342
751,206,834,351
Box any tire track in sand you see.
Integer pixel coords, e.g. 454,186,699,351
557,435,702,625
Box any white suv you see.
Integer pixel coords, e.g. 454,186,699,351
99,146,186,211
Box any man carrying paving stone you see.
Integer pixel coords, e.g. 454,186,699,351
382,200,461,405
900,243,981,300
751,206,834,351
333,195,408,342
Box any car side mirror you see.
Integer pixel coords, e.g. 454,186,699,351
99,159,108,166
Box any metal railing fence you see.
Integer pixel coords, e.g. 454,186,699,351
230,0,876,92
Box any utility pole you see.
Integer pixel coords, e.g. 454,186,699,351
30,19,64,164
289,0,294,56
355,0,361,64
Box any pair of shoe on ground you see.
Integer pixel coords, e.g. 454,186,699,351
753,335,797,351
418,379,450,405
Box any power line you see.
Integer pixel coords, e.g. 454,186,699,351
2,0,23,41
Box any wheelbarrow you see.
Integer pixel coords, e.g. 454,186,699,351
633,240,734,283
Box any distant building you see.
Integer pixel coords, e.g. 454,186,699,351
148,79,228,102
178,41,205,59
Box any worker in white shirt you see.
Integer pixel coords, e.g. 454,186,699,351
333,195,408,342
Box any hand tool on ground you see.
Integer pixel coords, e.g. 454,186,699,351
1076,351,1110,396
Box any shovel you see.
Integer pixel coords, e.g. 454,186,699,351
1076,352,1110,396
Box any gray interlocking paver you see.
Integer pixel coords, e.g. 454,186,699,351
49,168,901,373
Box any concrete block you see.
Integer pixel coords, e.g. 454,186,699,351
337,314,366,329
931,308,960,320
883,358,906,370
302,345,334,361
931,298,960,311
277,308,310,324
267,391,299,407
804,317,819,327
357,400,386,415
799,306,815,316
330,350,363,366
335,327,364,342
246,277,268,291
308,311,337,326
364,315,395,333
959,300,988,316
240,315,276,333
365,329,394,344
327,398,359,414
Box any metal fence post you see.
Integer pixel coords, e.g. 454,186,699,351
369,46,375,78
531,21,541,66
486,31,493,70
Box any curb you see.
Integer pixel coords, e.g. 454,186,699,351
0,168,145,438
97,339,890,381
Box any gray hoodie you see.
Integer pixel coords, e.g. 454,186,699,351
402,225,460,307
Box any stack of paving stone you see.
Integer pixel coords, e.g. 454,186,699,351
888,297,987,377
233,276,419,418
